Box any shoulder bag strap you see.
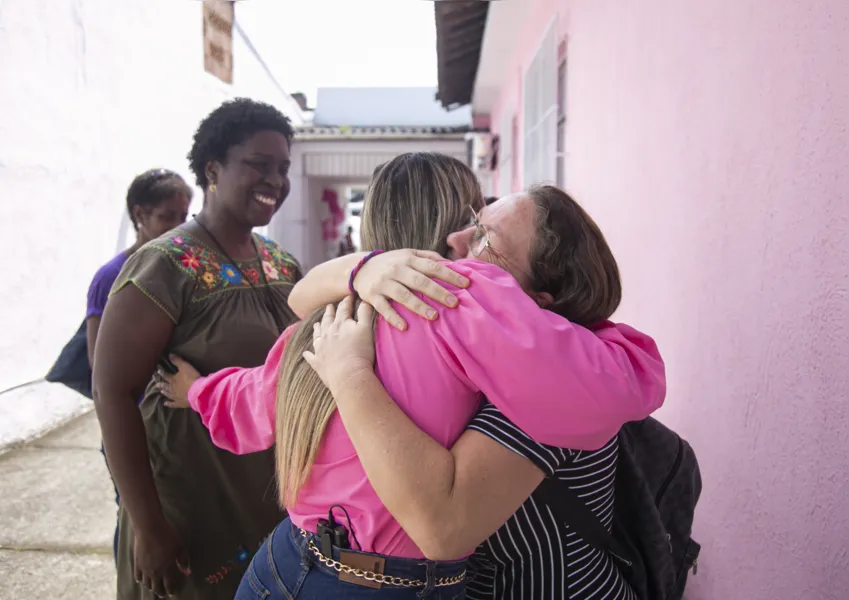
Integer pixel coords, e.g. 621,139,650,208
533,477,632,566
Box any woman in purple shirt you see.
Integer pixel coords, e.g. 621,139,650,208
86,169,192,362
86,168,192,562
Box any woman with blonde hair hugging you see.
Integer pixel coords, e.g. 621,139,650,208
160,153,664,599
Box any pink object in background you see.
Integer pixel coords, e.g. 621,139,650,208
320,188,345,242
320,217,336,242
323,188,344,223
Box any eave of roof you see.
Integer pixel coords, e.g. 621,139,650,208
294,124,472,141
434,0,489,110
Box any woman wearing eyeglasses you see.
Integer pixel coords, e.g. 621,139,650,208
158,155,664,599
298,187,653,599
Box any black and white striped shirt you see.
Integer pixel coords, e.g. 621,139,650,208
465,403,637,600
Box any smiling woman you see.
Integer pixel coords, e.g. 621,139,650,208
92,98,303,600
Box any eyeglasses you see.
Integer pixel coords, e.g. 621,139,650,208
467,208,534,280
469,209,492,258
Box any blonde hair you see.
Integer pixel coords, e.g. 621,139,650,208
276,153,483,506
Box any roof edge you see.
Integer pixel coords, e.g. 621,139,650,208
434,1,489,109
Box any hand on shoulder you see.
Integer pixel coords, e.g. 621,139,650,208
352,249,470,330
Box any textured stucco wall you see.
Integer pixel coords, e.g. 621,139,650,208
489,0,849,598
0,0,299,395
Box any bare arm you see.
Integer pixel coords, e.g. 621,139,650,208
335,369,543,559
288,253,363,318
288,249,469,330
93,284,168,529
85,317,100,368
92,284,187,594
303,300,544,559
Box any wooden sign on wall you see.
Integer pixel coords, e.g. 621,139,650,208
203,0,234,84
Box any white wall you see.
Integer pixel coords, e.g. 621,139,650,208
0,0,300,394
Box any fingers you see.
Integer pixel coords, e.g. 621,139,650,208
169,355,201,378
370,296,406,331
392,284,438,321
356,302,374,324
302,350,315,366
411,256,469,290
176,554,191,576
320,304,335,332
312,322,321,344
336,295,355,322
163,565,183,597
411,250,446,262
155,369,178,386
146,574,163,598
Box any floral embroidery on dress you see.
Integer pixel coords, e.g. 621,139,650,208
220,264,243,286
204,543,261,585
152,231,300,298
262,261,279,281
180,251,201,272
245,267,260,285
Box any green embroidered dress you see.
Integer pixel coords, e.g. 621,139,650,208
110,230,300,600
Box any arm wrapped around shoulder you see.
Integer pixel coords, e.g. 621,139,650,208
427,260,666,451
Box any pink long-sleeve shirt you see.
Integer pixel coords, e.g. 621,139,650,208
187,260,665,557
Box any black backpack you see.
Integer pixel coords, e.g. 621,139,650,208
45,320,93,400
534,417,702,600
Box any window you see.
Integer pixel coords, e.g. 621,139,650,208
556,52,567,188
498,106,514,196
522,23,558,187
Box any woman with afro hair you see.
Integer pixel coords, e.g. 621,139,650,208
93,98,302,600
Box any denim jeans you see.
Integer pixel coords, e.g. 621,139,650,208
235,518,467,599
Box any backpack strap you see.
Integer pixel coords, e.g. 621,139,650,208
533,477,633,566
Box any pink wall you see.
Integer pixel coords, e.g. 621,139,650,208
490,0,849,598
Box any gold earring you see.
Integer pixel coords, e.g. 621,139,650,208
208,183,217,193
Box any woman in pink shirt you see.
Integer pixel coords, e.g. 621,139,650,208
160,154,664,599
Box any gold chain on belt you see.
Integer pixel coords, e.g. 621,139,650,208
299,529,465,588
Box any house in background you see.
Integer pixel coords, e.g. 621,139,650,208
432,1,849,599
268,87,474,270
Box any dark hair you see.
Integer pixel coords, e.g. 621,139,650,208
526,185,622,327
188,98,295,190
485,196,499,206
126,169,193,231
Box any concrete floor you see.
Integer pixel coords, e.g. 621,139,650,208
0,411,116,599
